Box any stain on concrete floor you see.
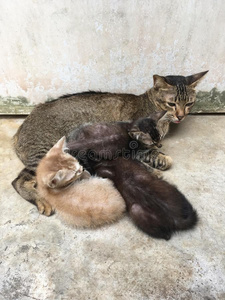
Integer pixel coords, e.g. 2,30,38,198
0,116,225,300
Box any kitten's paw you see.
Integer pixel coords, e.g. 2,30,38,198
141,162,163,178
36,199,54,216
143,150,173,171
154,153,173,171
152,169,163,179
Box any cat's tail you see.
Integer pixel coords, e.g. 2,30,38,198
174,199,198,231
129,199,198,240
129,203,173,240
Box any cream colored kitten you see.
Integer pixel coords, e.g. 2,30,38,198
36,137,125,228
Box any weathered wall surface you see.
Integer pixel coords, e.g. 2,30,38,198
0,0,225,113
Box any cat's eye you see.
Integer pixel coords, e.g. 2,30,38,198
186,102,194,107
168,102,176,107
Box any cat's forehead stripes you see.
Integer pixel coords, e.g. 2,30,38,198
175,84,188,102
164,75,189,103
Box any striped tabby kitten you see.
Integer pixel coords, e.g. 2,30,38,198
66,111,168,174
12,71,208,215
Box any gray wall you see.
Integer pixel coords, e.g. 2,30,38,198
0,0,224,113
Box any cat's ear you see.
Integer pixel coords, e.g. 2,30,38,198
128,125,141,139
48,169,77,189
186,70,209,88
48,170,64,188
54,136,67,151
47,136,67,156
153,75,173,90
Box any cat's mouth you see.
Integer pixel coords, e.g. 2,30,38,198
166,113,185,124
172,117,185,124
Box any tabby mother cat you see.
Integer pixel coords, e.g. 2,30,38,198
12,71,208,215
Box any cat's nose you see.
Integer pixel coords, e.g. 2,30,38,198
177,115,184,121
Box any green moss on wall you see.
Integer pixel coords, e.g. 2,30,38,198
0,96,34,114
1,89,225,115
192,88,225,113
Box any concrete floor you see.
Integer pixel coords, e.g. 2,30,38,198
0,115,225,300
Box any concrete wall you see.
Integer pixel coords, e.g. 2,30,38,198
0,0,225,113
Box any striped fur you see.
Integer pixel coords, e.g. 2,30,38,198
12,71,208,215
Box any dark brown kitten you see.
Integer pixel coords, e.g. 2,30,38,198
89,157,198,240
67,111,166,158
12,71,208,215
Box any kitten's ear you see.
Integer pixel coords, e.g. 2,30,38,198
186,70,209,88
54,136,67,151
47,136,68,156
48,170,64,188
46,136,67,157
128,125,140,139
48,169,77,188
153,75,172,89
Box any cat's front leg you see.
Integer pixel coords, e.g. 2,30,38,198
12,167,54,216
35,197,54,216
136,147,173,171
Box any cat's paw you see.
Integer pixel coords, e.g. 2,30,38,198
142,149,173,171
141,162,163,178
152,168,163,179
153,153,173,171
36,198,54,216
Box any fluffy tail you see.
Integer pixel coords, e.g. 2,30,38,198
174,197,198,231
129,203,173,240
